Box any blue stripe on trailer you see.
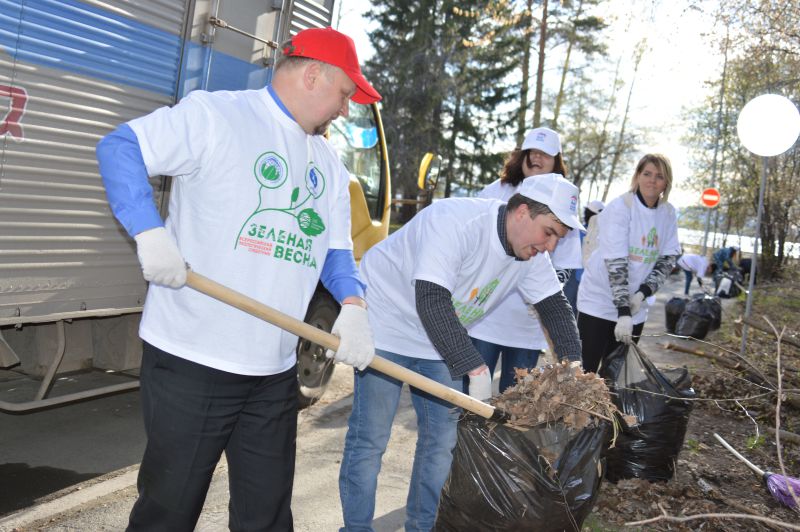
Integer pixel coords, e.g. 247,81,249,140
180,42,271,96
0,0,182,96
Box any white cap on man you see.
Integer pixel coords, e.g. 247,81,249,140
520,127,561,156
586,199,605,214
517,173,585,231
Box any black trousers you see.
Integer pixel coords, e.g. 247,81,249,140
577,312,644,373
128,342,298,532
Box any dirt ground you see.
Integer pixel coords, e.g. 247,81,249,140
587,271,800,531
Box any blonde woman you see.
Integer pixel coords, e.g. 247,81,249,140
576,153,681,373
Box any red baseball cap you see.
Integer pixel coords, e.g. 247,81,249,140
283,27,381,105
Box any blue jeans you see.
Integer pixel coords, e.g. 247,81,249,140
682,268,694,295
467,337,541,394
339,349,461,532
562,272,580,315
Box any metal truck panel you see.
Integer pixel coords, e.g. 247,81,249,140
0,0,188,324
280,0,334,36
180,0,278,94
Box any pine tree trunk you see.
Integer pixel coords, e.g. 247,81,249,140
532,0,548,128
516,0,534,146
553,0,583,130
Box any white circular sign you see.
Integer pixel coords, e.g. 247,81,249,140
737,94,800,156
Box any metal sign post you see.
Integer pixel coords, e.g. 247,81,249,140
739,157,766,355
735,94,800,357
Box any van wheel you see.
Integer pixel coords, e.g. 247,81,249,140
297,291,339,408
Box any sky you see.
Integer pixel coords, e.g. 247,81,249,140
332,0,726,209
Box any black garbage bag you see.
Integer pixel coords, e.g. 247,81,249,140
696,294,722,331
435,414,610,532
675,294,722,339
739,258,756,284
675,310,710,339
665,296,688,333
599,343,695,483
661,367,692,392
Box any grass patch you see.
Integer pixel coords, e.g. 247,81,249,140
746,433,766,450
582,514,624,531
685,437,701,453
757,293,800,311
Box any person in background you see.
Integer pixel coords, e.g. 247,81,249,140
713,245,739,272
97,27,379,531
339,173,584,531
677,252,710,295
466,127,583,393
576,154,681,373
711,245,740,290
738,257,755,285
564,199,605,313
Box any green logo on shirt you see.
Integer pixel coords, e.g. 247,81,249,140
255,152,287,188
451,279,500,327
235,151,328,268
644,227,659,248
629,226,660,264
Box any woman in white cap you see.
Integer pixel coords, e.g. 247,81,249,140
576,153,681,373
467,127,583,393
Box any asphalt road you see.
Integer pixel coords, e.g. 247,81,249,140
0,380,144,517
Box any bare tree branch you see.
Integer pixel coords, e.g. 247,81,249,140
625,504,800,530
763,317,800,510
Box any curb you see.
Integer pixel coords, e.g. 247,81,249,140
0,467,139,531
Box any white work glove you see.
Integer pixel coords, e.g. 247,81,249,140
133,227,186,288
614,315,634,344
629,291,646,315
325,304,375,371
468,366,492,401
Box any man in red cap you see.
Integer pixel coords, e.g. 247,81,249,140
96,26,380,531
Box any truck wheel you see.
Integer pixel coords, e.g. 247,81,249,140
297,291,339,408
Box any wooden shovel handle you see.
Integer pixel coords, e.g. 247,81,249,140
186,270,507,422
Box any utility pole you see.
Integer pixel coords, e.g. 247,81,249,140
701,28,729,256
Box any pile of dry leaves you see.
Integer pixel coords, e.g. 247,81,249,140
491,361,636,430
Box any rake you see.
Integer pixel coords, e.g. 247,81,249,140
714,432,800,511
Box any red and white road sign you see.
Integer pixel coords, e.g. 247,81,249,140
701,187,721,207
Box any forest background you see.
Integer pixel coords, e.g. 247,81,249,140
334,0,800,279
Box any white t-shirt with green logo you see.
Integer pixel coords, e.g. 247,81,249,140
577,193,680,324
467,178,582,349
361,198,561,360
129,88,352,375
